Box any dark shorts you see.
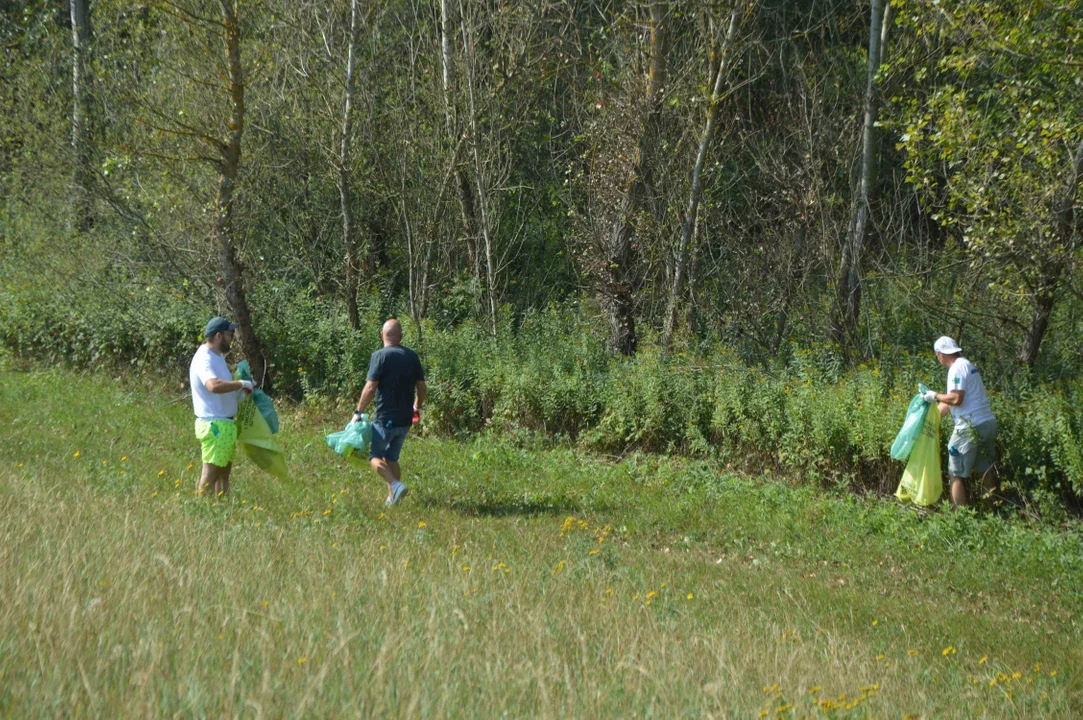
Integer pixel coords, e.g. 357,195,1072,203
369,423,410,462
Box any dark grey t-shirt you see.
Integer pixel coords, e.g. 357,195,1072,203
367,345,425,427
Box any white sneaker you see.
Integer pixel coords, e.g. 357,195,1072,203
389,481,409,505
385,496,393,507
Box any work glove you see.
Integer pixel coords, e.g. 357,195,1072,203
239,379,255,395
412,405,420,425
350,410,364,425
922,390,938,403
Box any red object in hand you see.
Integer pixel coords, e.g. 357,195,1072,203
412,407,420,425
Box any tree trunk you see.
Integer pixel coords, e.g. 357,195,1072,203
1016,140,1083,366
215,0,266,388
685,212,703,339
663,8,739,354
459,0,498,333
70,0,94,232
604,1,669,356
340,0,361,331
831,0,885,348
1016,288,1055,367
440,0,479,281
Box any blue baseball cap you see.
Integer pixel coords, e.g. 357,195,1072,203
204,316,239,338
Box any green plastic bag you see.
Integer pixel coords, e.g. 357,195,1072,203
326,415,372,470
895,402,942,506
236,395,290,481
890,383,933,461
235,360,279,433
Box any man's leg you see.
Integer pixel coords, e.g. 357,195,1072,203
370,457,397,498
387,460,401,481
198,464,215,495
949,476,969,507
216,462,232,497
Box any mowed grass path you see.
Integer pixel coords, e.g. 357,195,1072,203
1,365,1081,719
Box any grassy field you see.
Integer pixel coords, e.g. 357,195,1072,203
1,364,1081,718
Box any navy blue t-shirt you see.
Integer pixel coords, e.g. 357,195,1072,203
367,345,425,427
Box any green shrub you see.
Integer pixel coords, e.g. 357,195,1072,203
3,270,1082,516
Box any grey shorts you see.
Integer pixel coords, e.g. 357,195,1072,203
947,419,997,479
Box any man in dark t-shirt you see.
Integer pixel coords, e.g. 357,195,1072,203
352,318,427,506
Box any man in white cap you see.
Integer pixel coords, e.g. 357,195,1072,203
921,336,997,507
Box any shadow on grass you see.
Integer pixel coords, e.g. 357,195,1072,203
419,493,596,518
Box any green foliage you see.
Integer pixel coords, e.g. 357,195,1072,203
892,0,1083,348
4,274,1083,514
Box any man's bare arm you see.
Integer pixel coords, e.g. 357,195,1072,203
414,380,427,410
205,378,245,394
356,380,379,413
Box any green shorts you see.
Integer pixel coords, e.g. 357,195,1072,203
194,419,237,468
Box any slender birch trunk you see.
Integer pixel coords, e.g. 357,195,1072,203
70,0,93,232
440,0,479,281
340,0,361,330
662,8,739,353
831,0,885,348
458,0,497,333
215,0,266,387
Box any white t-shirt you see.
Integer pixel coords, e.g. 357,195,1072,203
189,344,238,421
946,357,995,427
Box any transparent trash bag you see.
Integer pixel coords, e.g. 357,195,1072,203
235,360,279,434
235,395,289,481
326,415,373,470
890,382,933,461
895,401,942,506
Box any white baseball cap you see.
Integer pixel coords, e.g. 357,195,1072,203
933,336,962,354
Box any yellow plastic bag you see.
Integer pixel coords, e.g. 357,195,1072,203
236,395,290,481
895,402,942,506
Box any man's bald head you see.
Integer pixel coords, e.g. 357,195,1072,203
381,318,403,346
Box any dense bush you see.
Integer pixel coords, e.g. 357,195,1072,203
2,283,1082,517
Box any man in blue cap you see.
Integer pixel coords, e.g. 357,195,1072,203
352,318,426,506
922,336,998,507
190,316,254,497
